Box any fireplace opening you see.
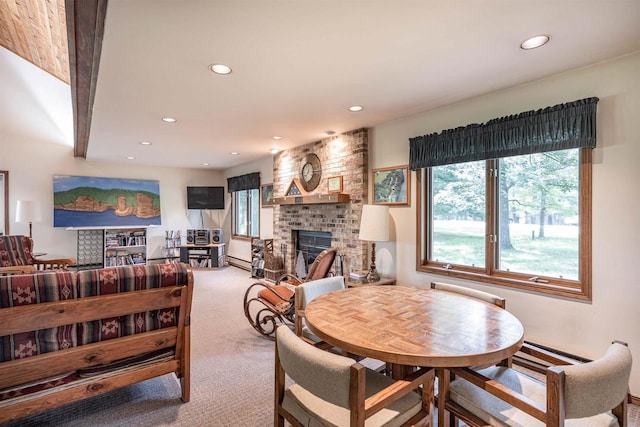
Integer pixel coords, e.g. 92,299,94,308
294,230,332,279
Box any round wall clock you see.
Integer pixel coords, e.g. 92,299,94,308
300,153,322,192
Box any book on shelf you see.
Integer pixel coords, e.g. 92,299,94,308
190,258,211,268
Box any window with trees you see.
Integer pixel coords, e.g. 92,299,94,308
227,172,261,239
232,189,259,238
410,98,597,299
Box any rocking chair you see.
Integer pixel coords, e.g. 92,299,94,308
243,247,338,338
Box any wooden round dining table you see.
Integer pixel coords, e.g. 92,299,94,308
304,285,525,368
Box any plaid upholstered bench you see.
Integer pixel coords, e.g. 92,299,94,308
0,263,193,423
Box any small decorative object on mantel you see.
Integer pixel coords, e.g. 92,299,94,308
285,178,308,197
372,165,410,206
273,178,350,206
327,175,343,193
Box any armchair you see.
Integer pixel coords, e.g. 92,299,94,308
243,248,337,338
0,235,75,275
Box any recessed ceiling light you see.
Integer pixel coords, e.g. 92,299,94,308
162,117,177,123
209,64,232,75
520,35,550,50
348,105,364,112
140,141,152,146
270,148,279,154
325,130,336,136
272,135,283,140
230,152,239,155
202,163,209,166
126,156,135,160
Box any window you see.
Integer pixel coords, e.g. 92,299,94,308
420,148,590,298
232,189,259,238
411,98,597,299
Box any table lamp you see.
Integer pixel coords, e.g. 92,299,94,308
16,200,42,239
358,204,389,282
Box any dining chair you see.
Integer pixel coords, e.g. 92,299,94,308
294,275,345,342
431,281,510,425
274,325,434,427
430,282,506,309
443,340,632,427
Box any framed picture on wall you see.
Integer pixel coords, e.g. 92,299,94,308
372,165,410,206
261,183,274,207
327,175,343,193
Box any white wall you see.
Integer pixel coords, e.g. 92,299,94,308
0,47,224,260
371,51,640,394
223,157,274,262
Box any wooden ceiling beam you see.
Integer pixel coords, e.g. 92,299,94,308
65,0,107,158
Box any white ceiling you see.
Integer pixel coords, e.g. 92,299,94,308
88,0,640,169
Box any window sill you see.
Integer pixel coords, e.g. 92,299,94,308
416,264,591,301
232,235,255,241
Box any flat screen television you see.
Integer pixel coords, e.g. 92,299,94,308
187,186,225,210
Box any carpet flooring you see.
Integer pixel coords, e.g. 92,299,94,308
2,266,638,426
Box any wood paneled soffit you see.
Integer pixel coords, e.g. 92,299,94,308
0,0,69,83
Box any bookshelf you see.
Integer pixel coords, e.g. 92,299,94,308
250,238,273,278
164,230,182,263
104,228,147,267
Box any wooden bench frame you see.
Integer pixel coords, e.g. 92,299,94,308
0,268,193,424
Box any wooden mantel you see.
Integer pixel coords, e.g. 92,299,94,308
273,193,350,205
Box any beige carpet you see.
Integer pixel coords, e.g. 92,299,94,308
2,266,638,426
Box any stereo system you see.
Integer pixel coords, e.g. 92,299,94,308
211,228,222,243
186,229,223,245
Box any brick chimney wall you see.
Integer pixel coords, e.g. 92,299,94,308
272,128,369,276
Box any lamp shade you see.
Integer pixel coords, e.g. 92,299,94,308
16,200,42,223
358,204,389,242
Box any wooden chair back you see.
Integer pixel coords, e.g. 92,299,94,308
445,341,632,427
294,276,345,337
274,325,434,427
431,281,506,309
305,248,337,281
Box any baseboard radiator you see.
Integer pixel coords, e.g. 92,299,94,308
226,255,251,271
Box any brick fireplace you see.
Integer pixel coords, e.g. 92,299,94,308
272,128,369,277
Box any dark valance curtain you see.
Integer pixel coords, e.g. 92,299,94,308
409,97,599,170
227,172,260,193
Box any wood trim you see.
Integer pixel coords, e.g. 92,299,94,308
415,149,592,301
1,170,8,235
579,148,593,300
415,169,423,270
273,193,350,205
0,328,177,390
0,286,185,336
0,360,179,424
65,0,108,158
629,394,640,406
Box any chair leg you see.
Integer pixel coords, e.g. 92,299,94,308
437,368,451,427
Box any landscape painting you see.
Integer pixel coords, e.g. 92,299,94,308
53,175,161,227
